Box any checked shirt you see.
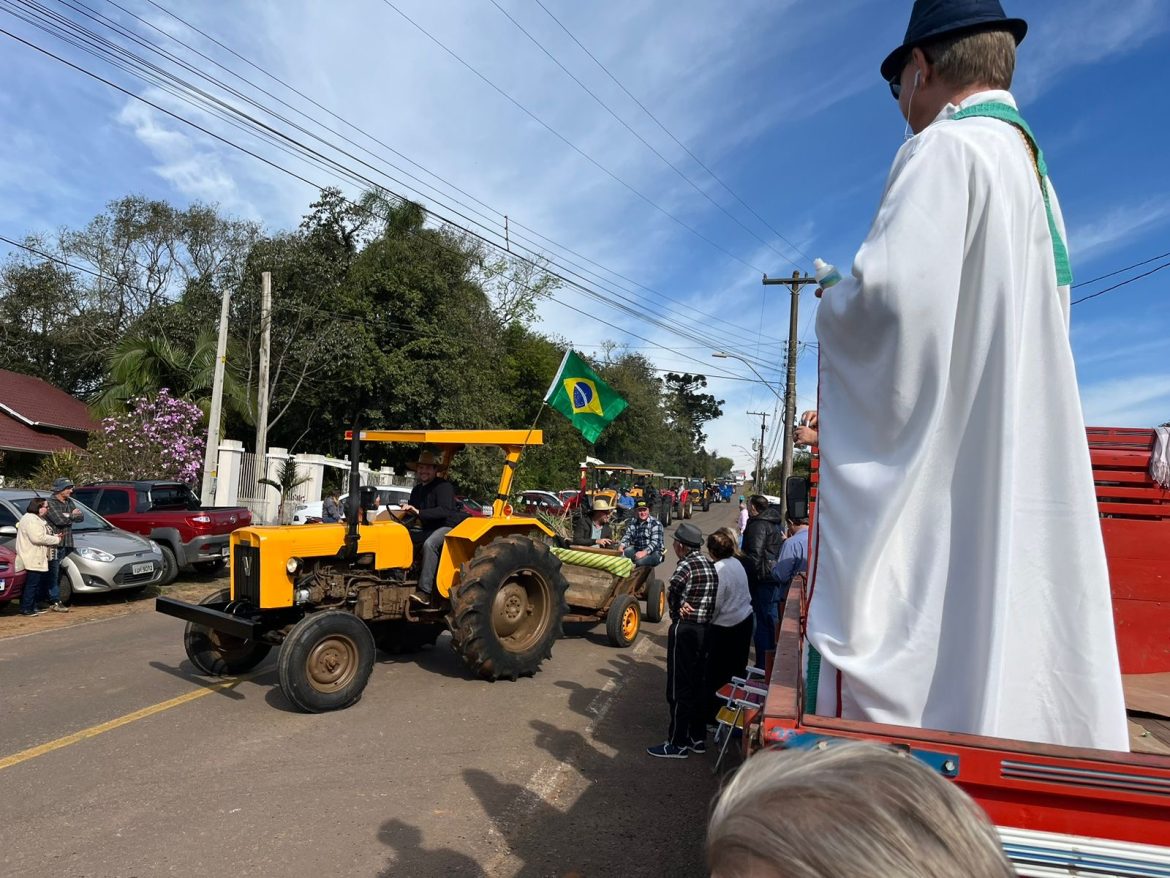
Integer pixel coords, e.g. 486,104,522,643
667,549,719,624
620,515,665,557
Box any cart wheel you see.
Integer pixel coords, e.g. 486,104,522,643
644,577,665,624
606,594,640,648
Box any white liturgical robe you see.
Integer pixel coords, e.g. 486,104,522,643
808,90,1129,751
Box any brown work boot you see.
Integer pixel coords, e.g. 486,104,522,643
409,589,433,607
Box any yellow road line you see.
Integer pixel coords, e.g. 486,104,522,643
0,677,243,772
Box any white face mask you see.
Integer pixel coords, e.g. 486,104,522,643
903,68,922,141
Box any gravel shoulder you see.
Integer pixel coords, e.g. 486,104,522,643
0,573,224,639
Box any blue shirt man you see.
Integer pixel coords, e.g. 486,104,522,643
771,517,809,605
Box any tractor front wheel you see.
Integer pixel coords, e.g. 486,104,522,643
277,611,376,713
184,587,271,676
684,499,694,519
448,535,568,681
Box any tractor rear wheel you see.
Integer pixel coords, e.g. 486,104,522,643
448,535,568,681
606,594,640,648
184,587,271,676
277,611,376,713
644,577,666,624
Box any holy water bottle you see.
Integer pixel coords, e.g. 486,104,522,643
814,258,842,289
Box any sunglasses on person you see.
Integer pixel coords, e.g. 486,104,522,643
888,74,903,100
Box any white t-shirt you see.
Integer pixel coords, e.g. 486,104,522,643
712,558,752,628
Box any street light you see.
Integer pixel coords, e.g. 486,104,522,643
712,351,783,401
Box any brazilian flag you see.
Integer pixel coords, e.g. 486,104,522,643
544,350,628,443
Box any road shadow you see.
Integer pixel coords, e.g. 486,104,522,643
460,650,715,877
375,634,472,681
375,817,485,877
146,659,280,700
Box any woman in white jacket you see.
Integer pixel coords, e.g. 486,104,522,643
17,497,63,616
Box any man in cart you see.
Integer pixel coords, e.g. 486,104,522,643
620,499,665,567
805,0,1127,750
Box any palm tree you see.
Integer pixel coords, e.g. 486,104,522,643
94,330,254,425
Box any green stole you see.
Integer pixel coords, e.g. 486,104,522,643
950,101,1073,286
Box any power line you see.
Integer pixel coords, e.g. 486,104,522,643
375,0,770,276
0,231,770,385
487,0,802,270
1072,249,1170,289
0,6,782,375
530,0,813,265
126,0,785,348
1070,260,1170,306
93,0,786,352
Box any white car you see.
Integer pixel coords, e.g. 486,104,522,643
292,486,412,525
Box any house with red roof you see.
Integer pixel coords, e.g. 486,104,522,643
0,369,97,475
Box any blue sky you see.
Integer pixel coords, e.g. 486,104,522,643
1,0,1167,473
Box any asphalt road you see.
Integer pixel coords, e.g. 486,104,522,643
0,501,741,878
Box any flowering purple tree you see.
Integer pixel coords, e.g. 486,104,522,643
87,389,206,485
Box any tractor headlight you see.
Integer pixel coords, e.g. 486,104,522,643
294,587,312,604
286,557,302,575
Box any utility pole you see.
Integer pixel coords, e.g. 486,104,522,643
763,270,816,520
747,411,769,490
199,286,232,503
254,271,272,491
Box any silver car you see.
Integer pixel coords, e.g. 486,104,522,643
0,490,165,602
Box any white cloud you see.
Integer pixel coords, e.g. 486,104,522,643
116,101,250,214
1069,197,1170,263
1079,373,1170,427
1015,0,1170,98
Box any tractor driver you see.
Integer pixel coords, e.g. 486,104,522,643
401,450,467,606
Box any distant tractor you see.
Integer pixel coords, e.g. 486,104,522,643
663,476,694,519
156,430,569,713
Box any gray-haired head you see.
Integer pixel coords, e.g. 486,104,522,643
707,741,1014,878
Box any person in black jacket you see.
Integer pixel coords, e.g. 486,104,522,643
741,494,785,665
572,498,615,547
402,450,467,605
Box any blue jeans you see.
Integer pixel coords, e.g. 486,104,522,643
20,569,47,614
623,546,663,567
44,547,72,604
752,583,780,665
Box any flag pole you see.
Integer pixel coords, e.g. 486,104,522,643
504,349,569,509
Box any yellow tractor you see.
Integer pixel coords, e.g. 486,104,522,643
156,429,568,712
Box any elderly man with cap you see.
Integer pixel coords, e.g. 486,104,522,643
647,521,719,759
41,477,81,612
619,499,665,567
401,450,467,606
571,497,616,548
806,0,1127,749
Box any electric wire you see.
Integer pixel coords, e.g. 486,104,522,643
0,5,784,376
530,0,813,265
1070,261,1170,306
487,0,802,269
375,0,770,276
127,0,785,346
1071,249,1170,289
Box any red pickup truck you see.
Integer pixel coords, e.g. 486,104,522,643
72,481,251,584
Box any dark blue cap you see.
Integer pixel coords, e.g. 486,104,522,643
881,0,1027,81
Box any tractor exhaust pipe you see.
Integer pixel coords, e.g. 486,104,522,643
342,416,362,563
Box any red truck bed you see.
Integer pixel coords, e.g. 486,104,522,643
752,427,1170,873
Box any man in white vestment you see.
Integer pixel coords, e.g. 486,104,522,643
806,0,1129,750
